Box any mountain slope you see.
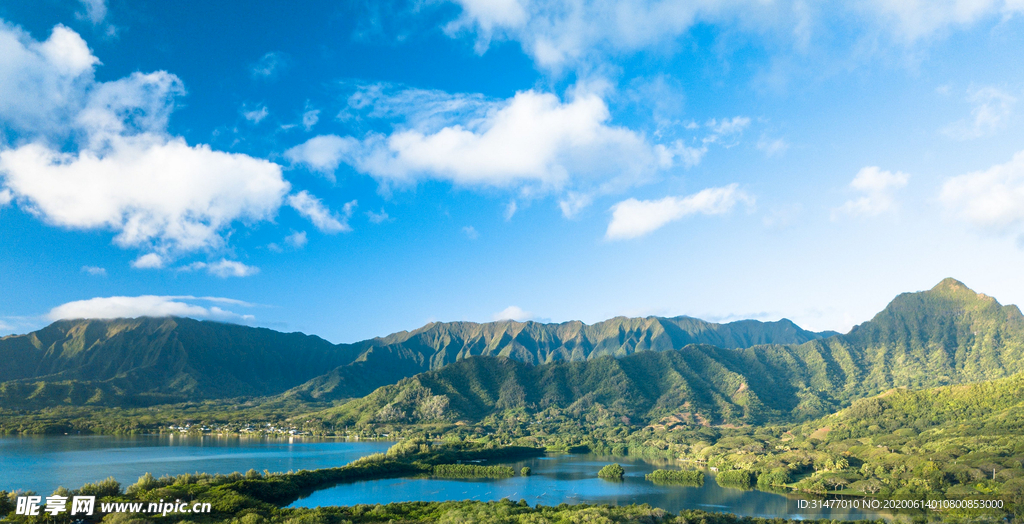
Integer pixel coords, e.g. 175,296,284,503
5,278,1023,412
0,315,830,408
286,316,833,401
304,279,1024,427
0,317,364,407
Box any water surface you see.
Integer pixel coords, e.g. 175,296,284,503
291,453,889,521
0,435,391,495
1,436,887,521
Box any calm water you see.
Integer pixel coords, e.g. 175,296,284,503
0,435,392,495
1,436,886,521
291,453,888,521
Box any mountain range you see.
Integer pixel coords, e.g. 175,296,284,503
3,278,1023,423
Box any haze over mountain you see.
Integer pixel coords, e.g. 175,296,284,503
2,279,1022,416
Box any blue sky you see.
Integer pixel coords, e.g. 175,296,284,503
2,0,1024,342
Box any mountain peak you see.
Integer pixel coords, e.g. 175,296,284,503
931,277,971,293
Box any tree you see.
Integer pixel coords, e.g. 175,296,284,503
598,464,625,480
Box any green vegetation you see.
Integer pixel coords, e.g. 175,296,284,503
715,470,755,489
645,469,704,485
432,464,515,478
0,311,831,411
598,463,625,480
7,278,1024,522
1,488,888,524
520,466,531,476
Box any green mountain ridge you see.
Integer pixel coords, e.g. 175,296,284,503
303,278,1024,428
0,318,364,407
0,311,832,408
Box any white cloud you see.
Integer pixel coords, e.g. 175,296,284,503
0,188,11,207
174,259,260,278
493,305,534,321
244,105,269,123
341,83,490,131
76,0,116,36
0,24,292,264
833,166,910,218
131,253,165,269
606,183,754,240
0,23,99,136
463,225,479,239
858,0,1024,41
287,190,354,233
940,151,1024,235
47,295,255,322
558,191,593,218
206,259,259,278
77,0,108,25
81,265,106,276
706,116,750,136
302,108,320,130
323,83,745,217
1,135,289,254
332,89,673,192
366,209,391,224
504,200,518,220
251,51,286,79
285,230,308,248
443,0,1024,70
284,134,355,180
942,86,1017,140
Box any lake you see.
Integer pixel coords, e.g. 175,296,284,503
0,435,886,521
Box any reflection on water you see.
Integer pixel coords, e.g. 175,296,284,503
1,436,887,520
292,454,888,521
0,435,392,495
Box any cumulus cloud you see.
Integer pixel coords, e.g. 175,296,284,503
287,190,355,233
47,295,255,322
1,136,289,254
833,166,910,218
0,188,11,207
0,23,99,135
940,151,1024,236
942,86,1017,140
284,134,354,180
0,23,291,266
463,225,479,239
493,305,533,321
606,183,754,240
131,253,164,269
320,87,703,203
